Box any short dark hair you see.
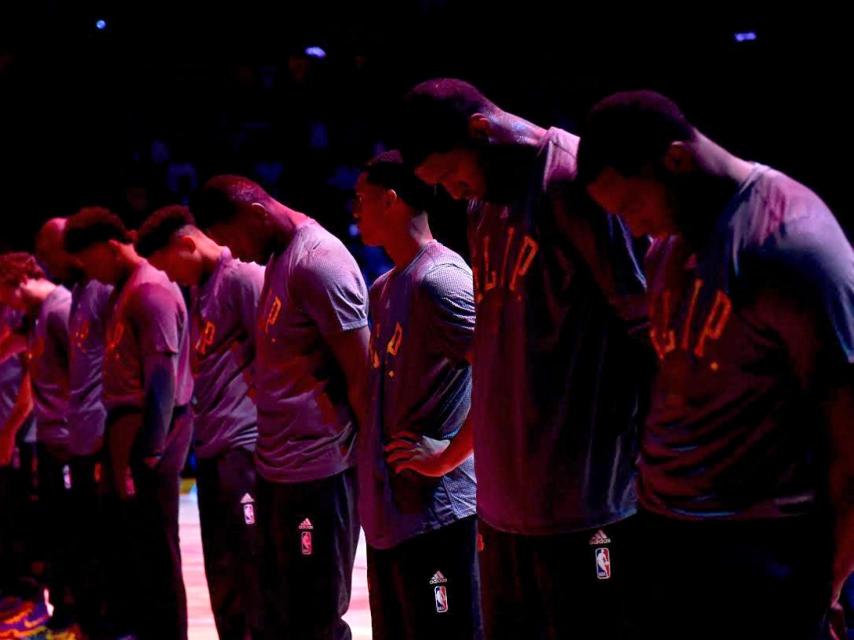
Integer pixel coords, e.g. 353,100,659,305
398,78,498,167
362,150,435,213
65,207,133,254
0,252,45,288
136,205,196,257
577,90,697,185
190,175,271,230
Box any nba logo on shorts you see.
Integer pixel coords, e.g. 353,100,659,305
301,531,312,556
299,518,314,556
241,494,255,525
595,547,611,580
434,586,449,613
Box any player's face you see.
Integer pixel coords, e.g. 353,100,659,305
352,173,389,247
147,238,203,287
205,206,268,264
74,242,123,284
587,167,677,238
415,148,486,201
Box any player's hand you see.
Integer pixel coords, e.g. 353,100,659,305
385,432,450,478
828,600,846,640
0,431,15,467
831,557,853,604
142,455,161,470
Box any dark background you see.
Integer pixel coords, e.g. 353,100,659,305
1,2,850,278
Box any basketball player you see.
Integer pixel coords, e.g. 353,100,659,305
354,150,481,639
137,204,264,640
398,79,649,639
65,208,193,640
577,90,854,639
191,176,369,640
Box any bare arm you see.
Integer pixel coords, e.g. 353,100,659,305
325,326,371,431
386,411,474,478
138,352,178,466
827,377,854,602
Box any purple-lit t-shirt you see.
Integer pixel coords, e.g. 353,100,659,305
359,242,477,550
641,164,854,520
469,127,648,535
255,219,368,483
190,249,263,459
1,306,34,444
68,279,112,457
28,286,71,450
103,262,193,412
0,354,30,441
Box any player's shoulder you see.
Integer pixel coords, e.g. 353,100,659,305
418,247,473,302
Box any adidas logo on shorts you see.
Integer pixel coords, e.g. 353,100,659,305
588,529,611,545
429,571,448,585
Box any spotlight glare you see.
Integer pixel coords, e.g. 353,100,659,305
734,32,757,43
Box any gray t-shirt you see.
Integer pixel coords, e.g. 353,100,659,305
1,306,34,444
359,241,477,550
641,164,854,520
28,286,72,450
68,279,112,457
469,127,649,535
190,249,264,459
103,262,193,412
255,219,368,483
0,344,23,424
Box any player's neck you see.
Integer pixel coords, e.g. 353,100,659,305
23,279,57,312
268,203,310,254
198,242,225,285
387,216,433,269
677,136,757,249
115,247,145,287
